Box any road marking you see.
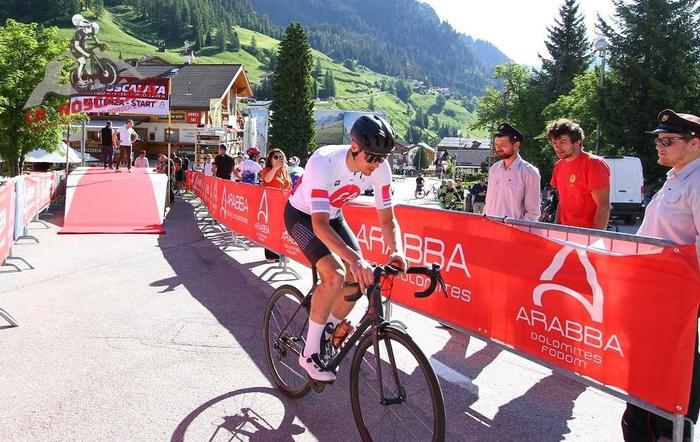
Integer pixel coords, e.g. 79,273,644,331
430,357,478,394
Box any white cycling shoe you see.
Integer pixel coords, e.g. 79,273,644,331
299,352,336,382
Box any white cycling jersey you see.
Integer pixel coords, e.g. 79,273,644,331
288,144,392,218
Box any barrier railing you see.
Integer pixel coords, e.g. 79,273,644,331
0,171,65,327
186,171,700,441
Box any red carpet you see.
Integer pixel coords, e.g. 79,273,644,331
60,167,167,234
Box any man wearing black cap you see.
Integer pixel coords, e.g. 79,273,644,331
621,109,700,442
484,122,541,220
547,118,611,229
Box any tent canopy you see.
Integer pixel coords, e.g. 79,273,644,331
25,142,99,163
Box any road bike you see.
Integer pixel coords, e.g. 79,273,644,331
264,264,447,441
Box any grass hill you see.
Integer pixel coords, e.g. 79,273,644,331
56,6,487,142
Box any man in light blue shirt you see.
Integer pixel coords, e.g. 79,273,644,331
622,109,700,442
484,123,541,221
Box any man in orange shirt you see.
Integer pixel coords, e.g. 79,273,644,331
547,118,611,229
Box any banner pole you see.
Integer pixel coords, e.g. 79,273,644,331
81,119,86,168
166,77,172,216
65,122,71,174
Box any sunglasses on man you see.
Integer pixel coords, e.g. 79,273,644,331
364,151,389,163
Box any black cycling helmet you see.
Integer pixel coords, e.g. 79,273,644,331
350,115,396,155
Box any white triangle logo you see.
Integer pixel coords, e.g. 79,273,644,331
532,246,604,323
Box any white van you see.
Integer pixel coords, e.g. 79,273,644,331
603,155,644,224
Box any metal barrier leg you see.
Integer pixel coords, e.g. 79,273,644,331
0,307,19,327
4,249,33,270
672,414,685,442
260,255,302,282
16,226,39,243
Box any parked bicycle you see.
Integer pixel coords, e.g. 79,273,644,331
264,263,447,441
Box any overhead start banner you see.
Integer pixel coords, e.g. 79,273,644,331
185,171,700,415
69,78,170,115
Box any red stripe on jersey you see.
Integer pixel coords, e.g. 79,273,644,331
311,189,329,198
381,185,391,201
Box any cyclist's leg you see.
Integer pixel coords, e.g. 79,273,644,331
327,215,363,321
284,203,351,381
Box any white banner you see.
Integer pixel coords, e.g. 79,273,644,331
69,96,170,115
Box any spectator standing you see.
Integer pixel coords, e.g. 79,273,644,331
470,178,487,214
115,119,138,173
133,150,149,168
174,157,185,193
454,177,466,211
261,148,292,262
437,179,461,210
154,154,175,203
288,156,305,187
484,123,541,221
621,109,700,442
234,147,263,183
202,154,214,176
547,118,610,229
213,144,234,180
100,121,115,169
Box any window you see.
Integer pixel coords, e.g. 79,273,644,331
165,128,180,142
134,128,148,143
87,130,100,142
149,132,156,142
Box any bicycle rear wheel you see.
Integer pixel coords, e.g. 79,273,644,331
414,189,426,199
263,285,311,398
349,326,445,441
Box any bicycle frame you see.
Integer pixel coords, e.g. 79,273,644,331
274,273,402,401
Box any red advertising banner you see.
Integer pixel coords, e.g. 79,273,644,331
186,171,700,414
22,173,55,226
0,181,16,264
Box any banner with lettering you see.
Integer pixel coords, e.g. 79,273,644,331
0,181,16,263
186,171,700,414
70,78,170,116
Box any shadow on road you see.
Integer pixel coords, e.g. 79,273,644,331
159,197,588,441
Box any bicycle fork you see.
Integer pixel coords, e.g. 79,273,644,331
372,325,406,406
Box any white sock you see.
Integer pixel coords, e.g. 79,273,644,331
305,319,325,357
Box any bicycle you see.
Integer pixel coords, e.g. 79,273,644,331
414,186,427,199
264,263,447,441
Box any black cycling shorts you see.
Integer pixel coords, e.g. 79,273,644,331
284,201,360,267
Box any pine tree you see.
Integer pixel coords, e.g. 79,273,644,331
229,30,240,51
368,94,375,111
217,21,227,52
269,23,316,158
599,0,700,180
539,0,591,99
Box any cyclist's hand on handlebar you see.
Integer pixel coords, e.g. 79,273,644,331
387,252,408,272
349,258,374,294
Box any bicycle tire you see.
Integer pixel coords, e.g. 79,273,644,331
349,326,445,441
263,285,311,398
414,189,426,199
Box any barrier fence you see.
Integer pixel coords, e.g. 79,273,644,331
186,170,699,438
0,171,65,326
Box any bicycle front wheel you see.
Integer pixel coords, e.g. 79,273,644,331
349,326,445,441
263,285,311,398
414,189,426,199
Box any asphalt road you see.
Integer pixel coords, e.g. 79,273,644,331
0,190,666,441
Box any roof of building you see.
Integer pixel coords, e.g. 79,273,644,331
436,137,491,149
444,148,494,167
133,64,253,109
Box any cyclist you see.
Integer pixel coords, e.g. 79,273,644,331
284,115,408,382
415,173,425,193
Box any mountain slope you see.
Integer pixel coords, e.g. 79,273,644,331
247,0,509,95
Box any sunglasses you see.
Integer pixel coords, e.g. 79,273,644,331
272,155,282,160
654,136,687,147
363,151,388,164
